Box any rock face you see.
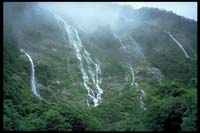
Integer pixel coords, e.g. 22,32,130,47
4,3,197,107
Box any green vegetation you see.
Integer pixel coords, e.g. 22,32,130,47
144,81,197,131
3,3,197,131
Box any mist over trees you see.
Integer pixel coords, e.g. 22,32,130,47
3,2,197,131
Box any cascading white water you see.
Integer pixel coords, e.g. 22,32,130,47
20,49,42,100
53,14,103,107
167,32,190,58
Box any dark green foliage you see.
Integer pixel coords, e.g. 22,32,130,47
3,3,197,131
91,84,146,131
144,81,197,131
3,38,102,131
36,63,52,85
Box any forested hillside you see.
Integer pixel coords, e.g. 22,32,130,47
3,2,197,131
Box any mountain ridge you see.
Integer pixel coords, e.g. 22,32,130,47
3,2,197,131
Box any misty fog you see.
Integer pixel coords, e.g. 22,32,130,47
38,2,127,33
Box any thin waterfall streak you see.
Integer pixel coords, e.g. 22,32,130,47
127,54,146,110
129,66,135,86
20,49,42,100
167,32,190,58
87,99,90,107
113,32,128,52
114,31,147,110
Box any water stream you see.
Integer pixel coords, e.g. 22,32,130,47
21,49,42,100
167,32,190,58
53,14,103,107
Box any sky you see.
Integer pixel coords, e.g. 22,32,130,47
116,2,197,21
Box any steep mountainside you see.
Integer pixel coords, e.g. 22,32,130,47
3,2,197,131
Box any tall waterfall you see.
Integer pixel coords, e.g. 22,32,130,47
20,49,42,99
167,32,190,58
113,31,146,110
53,14,103,107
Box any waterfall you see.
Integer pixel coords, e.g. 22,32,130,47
129,66,146,110
20,49,42,100
53,14,103,107
113,32,128,52
113,31,146,110
167,32,190,58
129,66,135,86
87,99,90,107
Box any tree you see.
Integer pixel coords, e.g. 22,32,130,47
144,81,197,131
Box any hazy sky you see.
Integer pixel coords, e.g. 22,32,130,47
116,2,197,21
